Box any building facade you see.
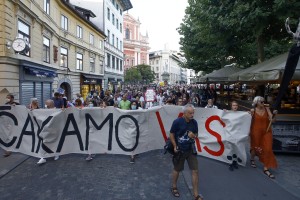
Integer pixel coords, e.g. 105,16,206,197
186,69,196,84
149,47,187,84
70,0,132,91
0,0,106,106
123,13,150,71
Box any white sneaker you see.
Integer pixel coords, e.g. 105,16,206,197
37,158,46,165
54,156,59,161
85,155,93,161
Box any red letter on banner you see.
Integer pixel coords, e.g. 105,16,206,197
203,115,225,156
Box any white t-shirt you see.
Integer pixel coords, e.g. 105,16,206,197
139,96,145,102
205,105,218,109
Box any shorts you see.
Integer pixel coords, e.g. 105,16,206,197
173,150,198,172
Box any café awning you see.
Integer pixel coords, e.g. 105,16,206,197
198,65,242,83
229,53,300,82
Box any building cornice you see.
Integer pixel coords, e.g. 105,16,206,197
119,0,133,11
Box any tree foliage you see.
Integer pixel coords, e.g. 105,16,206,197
124,64,155,83
178,0,300,73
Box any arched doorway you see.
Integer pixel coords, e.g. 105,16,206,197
60,82,71,101
57,77,73,101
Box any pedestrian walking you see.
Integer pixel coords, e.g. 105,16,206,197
28,98,39,110
225,101,241,171
249,96,278,179
205,98,218,109
169,104,203,200
3,94,20,157
51,92,64,109
37,99,60,165
119,94,131,110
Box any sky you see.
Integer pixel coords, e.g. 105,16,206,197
127,0,188,52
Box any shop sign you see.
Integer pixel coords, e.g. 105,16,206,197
83,79,91,84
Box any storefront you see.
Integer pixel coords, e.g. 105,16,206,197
81,74,103,100
196,53,300,153
107,77,117,93
20,60,56,108
227,53,300,153
230,90,300,153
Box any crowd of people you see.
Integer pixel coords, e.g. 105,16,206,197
65,84,220,109
1,84,278,200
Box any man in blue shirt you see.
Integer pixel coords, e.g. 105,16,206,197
169,104,203,200
51,92,64,108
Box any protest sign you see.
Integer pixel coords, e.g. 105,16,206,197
0,106,251,165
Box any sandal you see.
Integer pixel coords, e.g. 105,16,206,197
250,160,257,168
171,187,180,197
3,152,11,157
263,170,275,179
195,194,204,200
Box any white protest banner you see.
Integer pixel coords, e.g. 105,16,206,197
0,105,251,165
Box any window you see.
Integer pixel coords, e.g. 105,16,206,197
116,19,119,29
99,40,103,49
116,58,119,70
116,37,119,49
61,15,68,30
43,36,50,63
112,56,115,69
90,57,95,72
44,0,50,15
90,33,94,45
112,0,115,6
107,8,110,20
60,47,68,68
77,25,82,38
107,30,110,44
18,20,30,56
120,9,122,15
112,34,115,46
99,60,104,74
120,59,123,71
112,14,115,25
120,41,122,50
156,60,159,64
107,53,111,67
76,53,83,70
120,23,122,33
156,67,159,71
116,3,119,10
125,28,130,39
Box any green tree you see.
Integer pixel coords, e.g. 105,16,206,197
124,67,142,83
178,0,300,73
124,64,155,84
136,64,156,84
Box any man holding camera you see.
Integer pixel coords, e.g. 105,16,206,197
169,104,203,200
